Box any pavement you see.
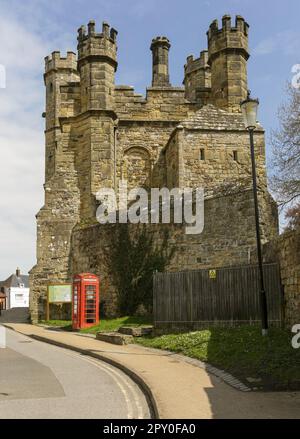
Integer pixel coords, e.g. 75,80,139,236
2,323,300,419
0,328,150,419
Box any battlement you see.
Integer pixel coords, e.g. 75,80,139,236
150,36,171,50
183,50,211,103
184,51,209,76
207,15,249,65
207,15,249,40
44,51,77,74
207,15,249,111
77,21,118,66
77,21,118,43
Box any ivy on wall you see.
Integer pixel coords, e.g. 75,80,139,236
107,224,174,316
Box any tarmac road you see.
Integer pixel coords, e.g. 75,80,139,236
0,328,150,419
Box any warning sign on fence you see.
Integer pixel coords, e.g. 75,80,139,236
209,269,217,279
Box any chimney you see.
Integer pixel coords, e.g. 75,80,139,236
150,36,171,87
16,267,21,277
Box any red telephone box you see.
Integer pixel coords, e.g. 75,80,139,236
72,273,100,330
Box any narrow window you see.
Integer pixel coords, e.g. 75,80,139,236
233,150,238,161
200,148,205,161
49,82,53,93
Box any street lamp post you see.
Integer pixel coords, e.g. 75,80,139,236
241,91,269,336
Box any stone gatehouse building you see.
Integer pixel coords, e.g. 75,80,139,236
30,15,278,321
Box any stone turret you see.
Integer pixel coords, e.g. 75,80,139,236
183,50,211,103
44,51,78,129
150,36,171,87
77,21,118,111
43,51,79,181
207,15,249,112
76,21,119,219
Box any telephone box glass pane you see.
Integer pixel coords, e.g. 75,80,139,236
73,286,78,318
85,285,96,323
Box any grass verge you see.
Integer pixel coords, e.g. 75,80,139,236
135,326,300,391
80,316,152,334
40,320,72,330
40,316,152,334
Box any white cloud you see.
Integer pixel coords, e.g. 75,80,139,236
0,18,45,70
253,30,300,56
0,0,80,280
0,15,46,278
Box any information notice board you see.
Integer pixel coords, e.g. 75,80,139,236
46,284,72,320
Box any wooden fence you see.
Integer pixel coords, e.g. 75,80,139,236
153,263,283,331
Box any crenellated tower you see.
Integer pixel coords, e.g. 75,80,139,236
183,50,211,103
207,15,249,111
77,21,118,111
30,52,81,322
44,51,79,181
75,21,119,218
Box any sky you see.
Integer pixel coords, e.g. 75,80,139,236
0,0,299,279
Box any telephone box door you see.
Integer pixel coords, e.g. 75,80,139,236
72,273,99,330
72,278,80,330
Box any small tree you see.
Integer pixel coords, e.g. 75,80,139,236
284,203,300,231
107,224,173,316
271,84,300,207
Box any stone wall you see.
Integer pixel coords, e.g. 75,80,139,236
264,230,300,327
115,86,195,120
166,105,267,192
71,189,276,317
116,122,176,189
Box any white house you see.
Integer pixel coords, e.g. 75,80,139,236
0,268,29,309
